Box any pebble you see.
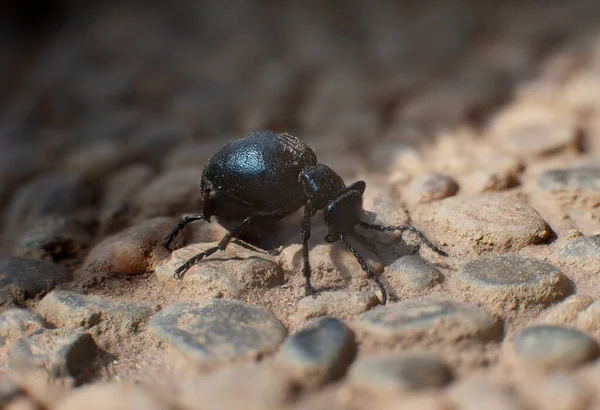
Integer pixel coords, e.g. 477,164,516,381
53,383,171,410
574,300,600,332
0,376,22,407
388,254,443,291
406,173,459,204
501,123,577,158
82,217,177,276
470,169,519,193
13,215,90,261
128,121,188,165
163,139,227,170
155,242,283,298
354,296,502,346
506,325,600,372
456,255,568,311
348,352,453,394
0,258,72,306
280,242,383,296
8,328,100,386
539,295,594,326
63,140,126,178
100,164,154,232
538,166,600,191
0,309,46,346
36,290,155,350
178,362,294,410
294,291,380,323
448,378,525,410
149,300,287,365
278,317,356,386
552,231,600,274
133,168,203,219
526,374,591,410
412,194,550,254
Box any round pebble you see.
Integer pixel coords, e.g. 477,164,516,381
149,300,287,365
0,309,46,346
456,255,568,310
278,317,356,386
8,328,99,386
82,217,177,276
0,258,72,307
294,291,380,323
538,166,600,191
53,383,170,410
406,173,459,204
349,352,453,393
133,168,203,219
36,290,155,350
507,325,600,372
552,232,600,274
539,295,594,326
13,215,90,261
155,242,284,298
502,123,577,158
388,254,443,291
412,194,550,254
355,296,502,346
448,378,525,410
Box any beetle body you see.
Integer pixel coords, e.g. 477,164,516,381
163,130,446,305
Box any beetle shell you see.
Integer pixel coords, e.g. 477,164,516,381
201,130,317,219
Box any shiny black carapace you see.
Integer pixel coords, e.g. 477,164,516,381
163,130,446,304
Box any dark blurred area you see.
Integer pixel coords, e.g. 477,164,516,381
2,0,600,241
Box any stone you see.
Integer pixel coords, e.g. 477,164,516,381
0,258,72,306
82,217,177,276
278,317,356,386
178,362,294,410
412,194,550,254
8,328,100,386
539,295,594,326
13,215,90,261
355,296,502,346
64,140,126,178
155,242,284,298
406,173,458,204
502,123,577,158
133,168,203,219
552,231,600,274
388,254,443,291
0,309,46,346
574,300,600,332
538,167,600,191
448,378,525,410
53,383,171,410
100,164,154,232
163,140,225,171
36,290,155,350
0,376,22,407
507,325,600,372
149,300,287,365
295,291,380,323
280,242,383,298
348,352,453,393
128,121,188,165
526,374,591,410
470,169,519,193
456,256,569,311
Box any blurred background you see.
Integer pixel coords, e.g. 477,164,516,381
2,0,600,255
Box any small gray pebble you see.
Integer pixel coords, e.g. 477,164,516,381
8,328,100,386
355,296,502,345
510,325,600,372
0,308,46,346
279,317,355,386
36,290,155,349
389,254,442,290
407,173,459,204
457,255,568,309
13,215,90,261
0,257,72,307
553,233,600,274
538,167,600,191
349,352,453,393
150,300,287,364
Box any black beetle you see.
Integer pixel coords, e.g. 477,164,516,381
163,130,446,304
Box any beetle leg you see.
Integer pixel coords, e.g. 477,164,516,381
173,216,252,280
339,233,387,305
231,238,281,256
301,203,318,298
163,214,204,250
358,221,447,256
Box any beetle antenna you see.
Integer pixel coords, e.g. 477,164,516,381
358,221,447,256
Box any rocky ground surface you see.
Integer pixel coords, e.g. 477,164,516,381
3,0,600,409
